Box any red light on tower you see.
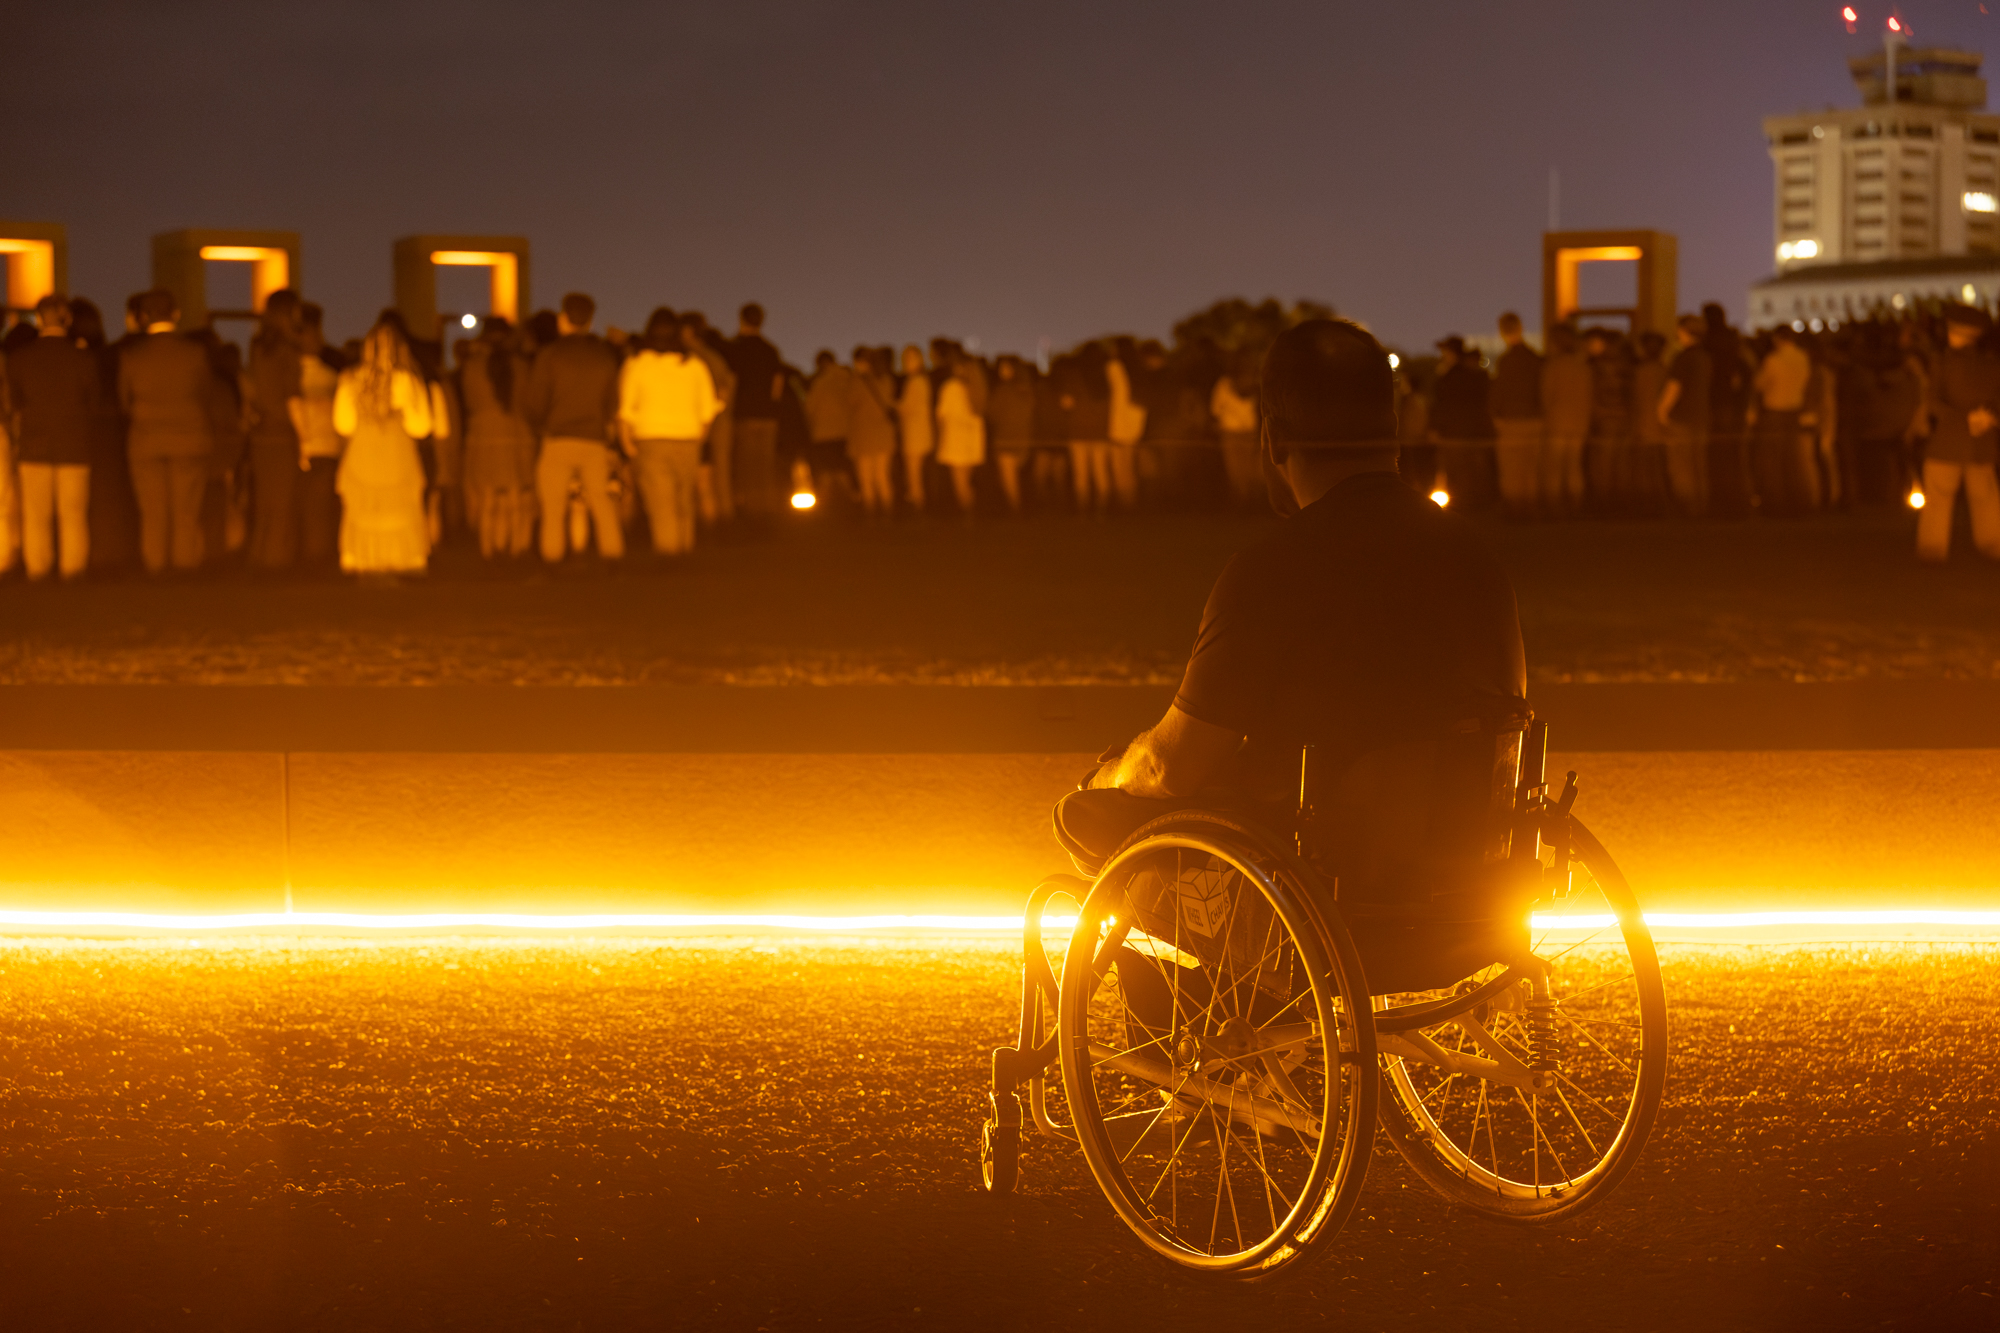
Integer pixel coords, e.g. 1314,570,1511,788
1843,6,1858,34
1888,15,1903,32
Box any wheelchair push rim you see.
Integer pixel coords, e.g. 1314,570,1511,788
1057,825,1376,1276
1375,816,1668,1220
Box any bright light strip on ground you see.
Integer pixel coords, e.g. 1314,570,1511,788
0,909,1994,934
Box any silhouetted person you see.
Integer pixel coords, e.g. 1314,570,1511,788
293,303,346,569
62,299,139,572
1916,304,2000,561
118,289,217,574
1751,324,1813,516
1489,312,1543,519
725,302,785,518
1656,315,1712,517
1540,323,1591,517
1052,319,1526,981
1703,302,1756,517
523,292,623,563
1429,335,1495,511
4,295,101,578
618,307,719,555
244,289,306,569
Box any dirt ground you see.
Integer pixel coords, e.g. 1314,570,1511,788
0,937,1992,1332
2,512,1997,686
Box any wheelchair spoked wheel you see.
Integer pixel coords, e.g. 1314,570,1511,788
1375,816,1668,1222
1057,814,1377,1278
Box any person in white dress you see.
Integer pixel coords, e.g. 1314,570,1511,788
934,349,987,512
896,344,933,511
333,318,433,574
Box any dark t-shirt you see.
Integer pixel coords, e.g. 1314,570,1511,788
725,334,782,420
1667,345,1711,429
6,335,104,465
1174,471,1526,806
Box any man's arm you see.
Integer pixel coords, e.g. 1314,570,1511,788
1087,704,1243,799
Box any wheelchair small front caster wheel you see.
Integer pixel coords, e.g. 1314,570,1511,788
981,1117,1020,1195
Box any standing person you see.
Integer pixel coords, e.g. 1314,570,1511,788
987,354,1037,512
243,289,305,570
934,347,987,512
1703,302,1757,517
289,303,345,570
1105,341,1145,508
1655,315,1712,517
1210,351,1261,507
680,313,736,522
896,344,933,511
845,346,898,518
1489,312,1544,519
458,315,536,560
1862,323,1925,507
1395,366,1434,495
118,289,217,574
333,315,432,574
4,295,99,579
803,349,853,501
1584,328,1634,514
1428,335,1495,511
1802,345,1839,510
1061,344,1116,512
522,292,622,564
1539,324,1592,517
1751,324,1813,516
1916,304,2000,561
618,307,719,556
69,298,139,572
1628,330,1671,515
724,302,785,519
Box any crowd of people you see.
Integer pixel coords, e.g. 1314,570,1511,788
0,287,1994,582
1412,301,1999,560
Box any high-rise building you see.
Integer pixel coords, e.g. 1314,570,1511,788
1750,43,2000,328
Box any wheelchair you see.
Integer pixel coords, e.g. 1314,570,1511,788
979,718,1669,1280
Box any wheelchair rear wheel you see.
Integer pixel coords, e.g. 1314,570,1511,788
1057,814,1377,1278
1375,817,1667,1221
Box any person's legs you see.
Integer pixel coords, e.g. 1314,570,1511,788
55,464,90,578
733,419,780,518
1220,430,1261,507
902,450,928,510
165,458,207,570
249,439,299,569
1108,443,1138,507
571,439,623,560
130,456,169,574
1493,419,1541,517
1963,463,2000,558
708,411,735,521
634,441,675,554
1087,443,1115,511
1917,459,1963,560
536,438,578,562
1067,442,1093,509
994,452,1023,511
299,457,340,567
17,463,55,579
0,433,17,576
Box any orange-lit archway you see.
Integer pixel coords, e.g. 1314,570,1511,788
152,228,303,327
393,234,531,338
0,220,67,315
1541,228,1678,340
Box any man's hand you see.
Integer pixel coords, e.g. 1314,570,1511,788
1971,407,1996,437
1090,706,1245,799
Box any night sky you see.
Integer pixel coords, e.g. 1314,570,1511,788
9,0,1999,356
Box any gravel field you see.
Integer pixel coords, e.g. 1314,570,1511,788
1,513,1996,686
0,937,1993,1331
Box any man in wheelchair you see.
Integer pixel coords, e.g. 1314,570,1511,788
1053,318,1533,996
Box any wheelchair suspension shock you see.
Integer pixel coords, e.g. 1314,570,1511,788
1525,971,1562,1082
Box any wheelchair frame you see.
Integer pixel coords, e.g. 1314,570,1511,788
981,718,1668,1272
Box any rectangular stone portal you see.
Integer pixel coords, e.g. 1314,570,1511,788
152,228,303,328
393,235,531,338
0,220,67,315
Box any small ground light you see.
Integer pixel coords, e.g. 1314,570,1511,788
460,313,477,329
1430,489,1450,507
791,491,816,510
1908,489,1926,510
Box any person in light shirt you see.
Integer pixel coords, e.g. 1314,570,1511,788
618,307,720,555
332,316,433,575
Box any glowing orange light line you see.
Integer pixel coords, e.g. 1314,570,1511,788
0,909,1993,935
